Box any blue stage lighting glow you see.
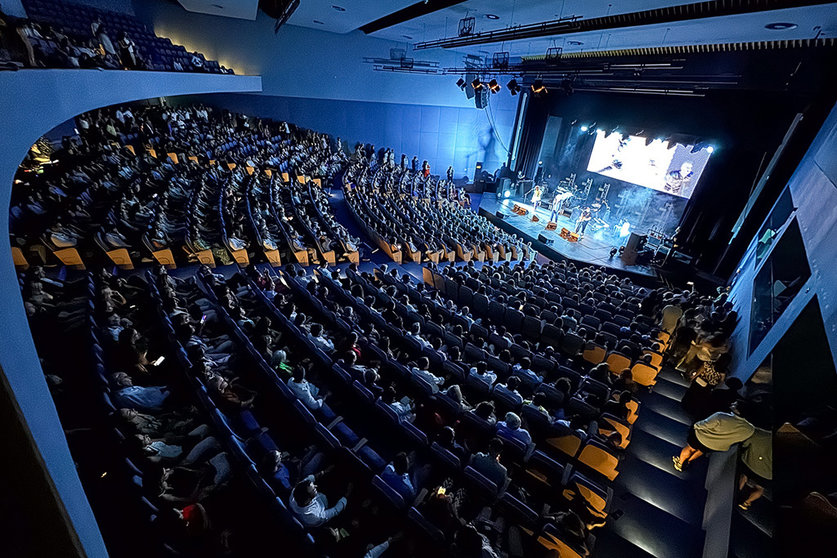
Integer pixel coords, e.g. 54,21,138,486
620,221,631,237
706,145,715,153
503,190,511,198
580,125,588,132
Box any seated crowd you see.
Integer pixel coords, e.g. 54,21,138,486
10,103,356,269
1,0,229,72
344,146,533,265
15,104,767,557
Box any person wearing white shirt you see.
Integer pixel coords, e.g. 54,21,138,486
469,361,497,387
307,323,335,353
287,366,324,410
289,476,347,528
410,357,444,393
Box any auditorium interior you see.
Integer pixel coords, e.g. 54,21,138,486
2,1,837,557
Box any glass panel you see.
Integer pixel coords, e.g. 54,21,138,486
749,219,810,353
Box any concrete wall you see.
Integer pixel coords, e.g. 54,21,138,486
0,69,262,558
727,100,837,381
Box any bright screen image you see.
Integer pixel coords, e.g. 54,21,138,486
586,130,713,198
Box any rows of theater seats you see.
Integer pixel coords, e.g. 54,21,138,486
9,104,357,272
20,266,299,556
1,0,228,72
165,259,663,556
342,154,533,266
22,250,670,556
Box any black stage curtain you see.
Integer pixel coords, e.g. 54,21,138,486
515,95,550,179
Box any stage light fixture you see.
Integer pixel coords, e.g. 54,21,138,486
456,78,466,89
506,79,521,95
488,79,501,93
706,145,715,153
531,79,546,94
580,125,588,132
472,78,483,90
503,190,511,198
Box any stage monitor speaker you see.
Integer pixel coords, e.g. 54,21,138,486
559,208,573,218
621,232,643,265
496,211,505,220
537,234,554,245
546,222,557,231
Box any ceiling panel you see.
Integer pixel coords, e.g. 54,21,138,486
177,0,259,21
369,2,837,59
288,0,417,34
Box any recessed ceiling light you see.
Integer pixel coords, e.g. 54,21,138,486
332,5,346,11
486,14,499,20
765,22,797,30
567,40,583,45
402,35,413,40
313,19,325,24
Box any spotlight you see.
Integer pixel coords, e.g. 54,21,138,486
488,79,501,93
706,145,715,153
503,190,511,198
609,248,617,258
580,125,588,132
456,78,466,89
531,79,546,94
506,79,521,95
472,78,483,90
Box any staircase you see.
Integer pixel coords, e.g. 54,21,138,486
594,368,709,558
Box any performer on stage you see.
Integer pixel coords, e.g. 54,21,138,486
531,185,543,212
549,193,564,222
575,206,592,238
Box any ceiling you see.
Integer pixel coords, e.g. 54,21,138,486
177,0,259,21
285,0,837,58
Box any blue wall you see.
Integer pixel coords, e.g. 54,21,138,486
132,0,518,175
196,92,516,177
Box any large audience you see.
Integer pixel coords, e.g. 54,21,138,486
1,0,229,73
10,103,354,268
14,101,771,557
344,148,533,265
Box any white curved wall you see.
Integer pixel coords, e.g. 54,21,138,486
0,69,261,557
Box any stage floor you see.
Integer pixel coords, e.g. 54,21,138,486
479,193,657,279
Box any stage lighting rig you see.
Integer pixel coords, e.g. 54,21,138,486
458,16,475,37
472,78,483,90
506,79,521,95
488,79,501,93
492,51,509,69
531,79,547,95
580,125,589,132
456,77,466,89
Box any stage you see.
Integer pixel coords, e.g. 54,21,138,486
478,193,659,280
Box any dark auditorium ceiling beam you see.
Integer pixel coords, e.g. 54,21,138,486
413,0,837,50
360,0,467,35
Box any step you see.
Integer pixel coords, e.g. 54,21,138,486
652,375,688,402
736,496,775,538
616,455,707,527
640,390,693,426
657,366,690,388
592,527,657,558
606,490,705,558
624,428,708,486
634,408,690,446
729,510,775,558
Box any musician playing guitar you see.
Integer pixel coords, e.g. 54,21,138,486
575,206,592,238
